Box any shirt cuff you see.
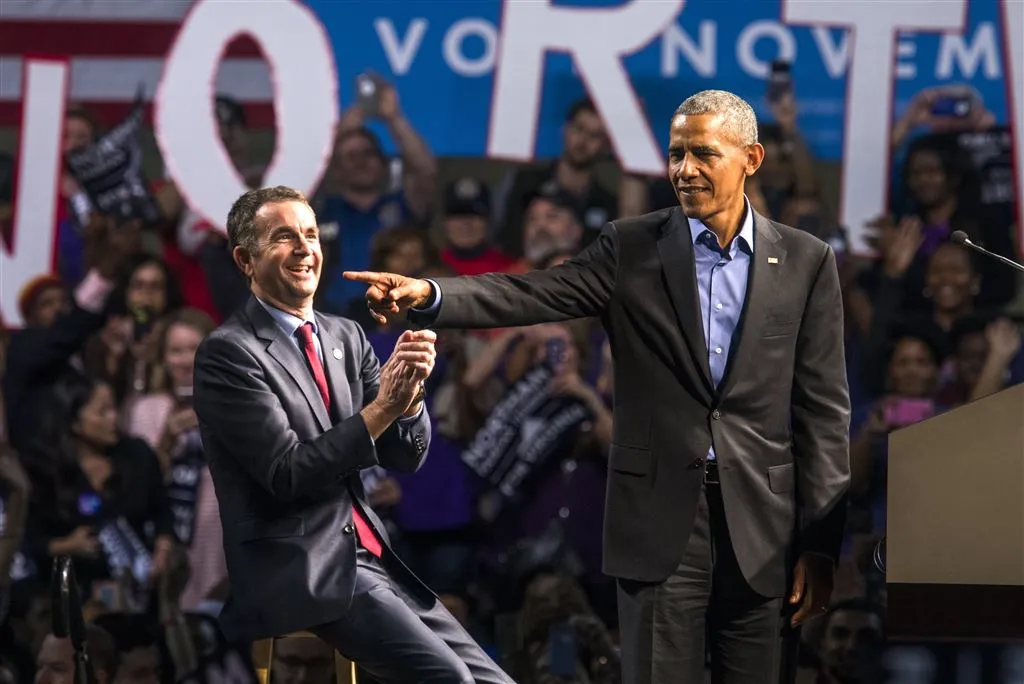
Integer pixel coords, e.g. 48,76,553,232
74,269,115,313
410,279,442,315
398,402,425,424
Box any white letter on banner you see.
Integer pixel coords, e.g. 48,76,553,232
783,0,966,255
1,59,67,328
155,0,338,234
937,23,1000,79
736,21,797,79
488,0,683,175
376,18,429,76
444,18,498,77
1002,0,1023,244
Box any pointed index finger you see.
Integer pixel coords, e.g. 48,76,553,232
343,271,386,284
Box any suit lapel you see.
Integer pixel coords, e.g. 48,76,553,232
245,297,331,432
657,211,714,395
718,213,786,397
315,315,354,419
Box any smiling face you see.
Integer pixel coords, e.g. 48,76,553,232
233,199,322,316
667,113,763,224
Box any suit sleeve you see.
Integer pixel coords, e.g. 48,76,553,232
409,223,618,329
355,324,431,473
194,335,379,503
791,245,852,561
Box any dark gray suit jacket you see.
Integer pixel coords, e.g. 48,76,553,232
410,207,850,597
194,297,431,641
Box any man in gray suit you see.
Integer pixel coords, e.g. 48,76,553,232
193,186,513,683
347,90,851,684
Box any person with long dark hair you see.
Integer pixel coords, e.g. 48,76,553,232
23,373,174,612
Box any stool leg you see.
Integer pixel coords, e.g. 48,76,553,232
252,638,274,684
334,651,357,684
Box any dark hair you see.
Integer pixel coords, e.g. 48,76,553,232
565,98,597,123
84,624,121,682
901,136,982,220
823,598,885,632
27,373,110,514
65,105,99,138
92,613,162,653
107,254,184,318
225,185,309,254
885,320,947,370
368,225,439,274
335,127,386,162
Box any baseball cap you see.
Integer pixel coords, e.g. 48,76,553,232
523,180,584,223
444,177,491,217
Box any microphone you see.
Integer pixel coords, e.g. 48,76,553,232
950,230,1024,274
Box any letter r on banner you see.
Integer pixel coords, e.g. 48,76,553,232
488,0,684,175
155,0,338,234
1,58,67,328
784,0,966,255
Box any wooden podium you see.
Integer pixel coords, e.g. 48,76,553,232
886,383,1024,640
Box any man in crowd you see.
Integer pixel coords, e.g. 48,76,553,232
193,186,512,682
347,89,851,684
35,626,119,684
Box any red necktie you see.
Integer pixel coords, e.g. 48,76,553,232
296,322,383,558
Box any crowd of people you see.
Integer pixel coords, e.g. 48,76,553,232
0,71,1021,684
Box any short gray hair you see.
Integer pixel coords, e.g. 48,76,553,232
673,90,759,146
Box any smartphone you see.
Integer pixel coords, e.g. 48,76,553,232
766,60,792,105
547,621,578,677
131,306,157,342
931,95,973,118
174,385,194,409
545,337,567,371
356,73,381,119
884,398,935,428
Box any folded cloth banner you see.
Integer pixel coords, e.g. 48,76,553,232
64,88,161,224
462,364,591,507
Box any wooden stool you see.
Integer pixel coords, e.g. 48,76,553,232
252,631,357,684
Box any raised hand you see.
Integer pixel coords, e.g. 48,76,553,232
344,271,434,324
375,330,437,417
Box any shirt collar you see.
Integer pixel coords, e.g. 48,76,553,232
687,196,755,256
255,297,317,339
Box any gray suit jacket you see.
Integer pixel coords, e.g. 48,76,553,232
194,297,431,640
410,207,850,597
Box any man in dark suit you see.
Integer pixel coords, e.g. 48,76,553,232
346,90,851,684
193,186,513,683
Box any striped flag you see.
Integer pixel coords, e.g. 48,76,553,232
0,0,276,128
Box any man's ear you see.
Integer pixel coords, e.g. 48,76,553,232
745,142,766,177
232,245,254,280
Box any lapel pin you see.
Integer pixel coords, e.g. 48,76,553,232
767,257,779,264
333,348,343,360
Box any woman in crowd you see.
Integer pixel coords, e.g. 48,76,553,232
84,255,184,412
23,372,174,611
847,329,945,599
848,137,1017,338
127,308,226,613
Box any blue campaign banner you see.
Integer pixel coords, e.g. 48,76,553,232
306,0,1013,162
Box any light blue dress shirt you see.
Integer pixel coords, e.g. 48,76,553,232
689,202,754,460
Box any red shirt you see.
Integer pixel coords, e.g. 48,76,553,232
441,247,516,276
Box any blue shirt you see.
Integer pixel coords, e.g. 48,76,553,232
688,202,755,459
256,298,324,362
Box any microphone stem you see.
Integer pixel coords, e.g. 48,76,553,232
964,241,1024,274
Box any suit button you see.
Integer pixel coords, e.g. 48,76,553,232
689,457,705,470
342,524,354,535
711,409,721,420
